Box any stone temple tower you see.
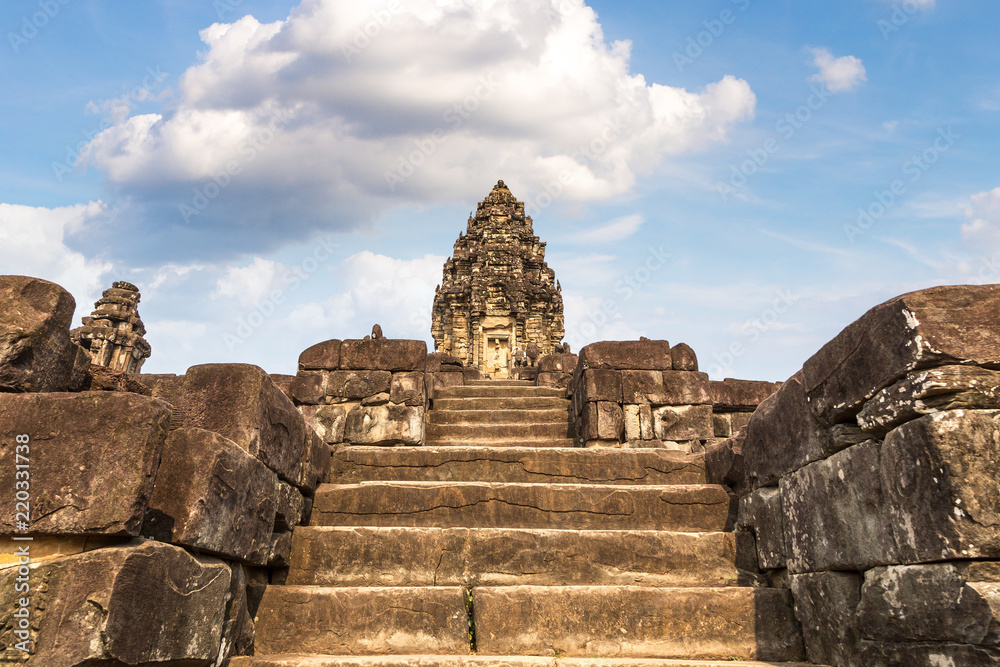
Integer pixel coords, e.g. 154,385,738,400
432,180,564,378
71,281,151,374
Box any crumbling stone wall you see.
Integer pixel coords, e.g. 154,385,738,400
0,275,327,666
710,285,1000,667
564,339,776,452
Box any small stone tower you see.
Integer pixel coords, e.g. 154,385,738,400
432,180,565,378
71,281,151,373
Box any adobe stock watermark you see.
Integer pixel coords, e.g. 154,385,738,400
877,1,929,40
8,0,72,53
52,66,168,182
384,71,502,191
672,0,751,72
223,234,339,350
213,0,246,21
717,82,833,201
843,125,959,243
179,107,294,224
709,288,799,378
565,245,672,342
341,1,402,63
968,251,1000,286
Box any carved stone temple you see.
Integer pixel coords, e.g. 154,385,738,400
431,180,565,378
71,280,152,373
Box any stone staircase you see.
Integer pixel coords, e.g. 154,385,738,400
233,381,818,667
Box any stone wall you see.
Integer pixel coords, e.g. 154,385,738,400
710,284,1000,667
563,340,777,452
0,276,327,666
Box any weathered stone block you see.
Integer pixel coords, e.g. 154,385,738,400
713,411,753,438
623,370,711,405
670,342,698,371
623,403,654,440
512,366,538,381
653,404,713,441
802,284,1000,425
578,339,672,371
425,352,462,372
780,440,899,572
858,563,1000,645
705,430,747,495
300,428,330,493
344,404,424,445
790,571,863,667
881,409,1000,563
339,338,427,371
0,275,90,392
0,392,170,536
290,371,327,404
298,339,341,370
537,353,578,373
268,531,293,568
142,428,277,565
268,373,295,401
537,371,572,389
581,401,623,441
328,369,392,399
221,562,255,660
153,363,307,486
0,541,230,666
426,370,465,398
859,641,1000,666
738,487,787,570
390,371,426,406
579,369,622,403
300,403,348,444
709,378,781,411
274,480,305,531
743,372,836,489
859,365,1000,435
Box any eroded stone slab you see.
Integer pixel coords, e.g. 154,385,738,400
0,275,90,392
311,481,730,531
579,340,672,371
287,526,738,588
780,440,899,572
881,409,1000,562
340,339,427,371
143,427,277,565
0,541,230,666
344,404,424,445
653,405,713,441
473,585,803,661
738,487,786,570
0,392,170,536
299,339,341,370
254,586,469,656
802,284,1000,425
790,571,863,667
859,365,1000,435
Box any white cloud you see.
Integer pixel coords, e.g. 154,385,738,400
882,0,934,7
213,257,284,308
0,201,113,308
573,214,644,244
961,187,1000,250
288,251,446,342
81,0,755,241
808,48,867,93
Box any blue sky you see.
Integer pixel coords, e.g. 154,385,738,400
2,0,998,381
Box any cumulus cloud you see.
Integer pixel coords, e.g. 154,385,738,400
81,0,755,260
808,48,867,93
961,187,1000,250
287,251,445,341
0,201,113,306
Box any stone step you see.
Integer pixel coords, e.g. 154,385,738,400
233,656,825,667
253,586,470,656
466,380,536,386
310,482,729,531
473,586,805,661
287,527,738,588
438,386,566,399
426,422,573,441
423,438,577,448
433,396,570,411
427,409,571,425
329,447,707,485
